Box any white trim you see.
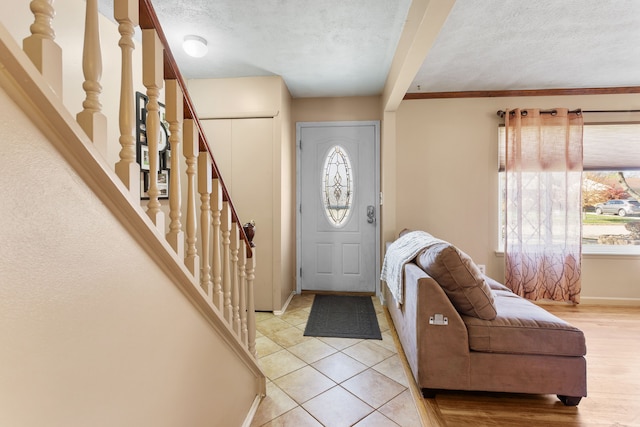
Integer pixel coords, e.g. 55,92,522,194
199,110,279,120
296,121,381,296
273,291,296,315
582,245,640,257
538,297,640,307
578,297,640,306
496,248,640,258
241,394,265,427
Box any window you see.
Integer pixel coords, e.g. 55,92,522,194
322,145,353,227
499,121,640,254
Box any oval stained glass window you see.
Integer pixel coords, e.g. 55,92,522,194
322,145,353,226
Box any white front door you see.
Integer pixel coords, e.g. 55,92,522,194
297,121,379,293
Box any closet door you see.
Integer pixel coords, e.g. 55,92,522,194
202,118,274,311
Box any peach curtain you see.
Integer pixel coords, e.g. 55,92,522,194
504,108,583,303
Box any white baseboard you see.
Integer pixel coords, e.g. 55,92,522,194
273,291,296,315
241,393,264,427
538,296,640,306
242,394,264,427
578,296,640,306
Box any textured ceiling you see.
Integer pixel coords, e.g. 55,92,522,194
100,0,640,98
411,0,640,94
146,0,412,98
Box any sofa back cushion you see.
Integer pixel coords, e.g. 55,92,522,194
416,242,497,320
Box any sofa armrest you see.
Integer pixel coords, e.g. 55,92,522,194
385,263,424,378
386,262,471,390
412,263,471,389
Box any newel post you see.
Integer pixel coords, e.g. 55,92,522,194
244,221,257,358
239,235,248,345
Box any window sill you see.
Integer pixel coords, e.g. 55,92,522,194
582,245,640,258
495,245,640,258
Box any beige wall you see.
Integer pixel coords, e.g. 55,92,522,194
189,76,282,119
0,86,258,426
278,81,296,307
292,96,382,123
394,93,640,303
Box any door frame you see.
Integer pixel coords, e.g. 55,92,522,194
295,121,381,295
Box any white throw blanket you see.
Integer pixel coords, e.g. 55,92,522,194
380,231,445,307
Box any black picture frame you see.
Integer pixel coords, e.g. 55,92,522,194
140,170,170,200
136,91,170,199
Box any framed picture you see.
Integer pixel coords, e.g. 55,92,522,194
140,171,148,199
136,91,169,151
136,91,147,148
139,144,150,171
157,170,169,199
140,170,170,200
162,149,171,170
136,91,171,199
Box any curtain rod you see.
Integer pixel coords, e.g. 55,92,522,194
496,109,640,118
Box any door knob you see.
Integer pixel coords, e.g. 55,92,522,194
367,205,375,223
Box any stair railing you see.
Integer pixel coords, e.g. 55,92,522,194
18,0,260,362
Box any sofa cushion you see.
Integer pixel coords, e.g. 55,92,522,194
462,292,586,356
416,242,497,320
484,275,512,293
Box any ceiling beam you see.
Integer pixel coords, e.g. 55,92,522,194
382,0,455,112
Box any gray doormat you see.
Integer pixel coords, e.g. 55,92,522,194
303,294,382,340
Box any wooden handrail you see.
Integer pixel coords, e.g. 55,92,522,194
138,0,253,257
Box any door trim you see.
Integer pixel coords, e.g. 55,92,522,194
295,121,381,295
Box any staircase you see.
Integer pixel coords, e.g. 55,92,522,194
0,1,265,425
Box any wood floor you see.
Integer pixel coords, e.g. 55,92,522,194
411,304,640,427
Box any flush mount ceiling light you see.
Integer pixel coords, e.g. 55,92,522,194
183,35,208,58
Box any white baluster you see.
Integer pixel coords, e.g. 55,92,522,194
183,119,200,283
231,223,241,335
239,239,248,346
211,179,223,310
165,80,184,257
142,29,164,229
23,0,62,96
114,0,140,196
246,249,257,357
77,0,108,155
198,153,213,297
221,202,232,323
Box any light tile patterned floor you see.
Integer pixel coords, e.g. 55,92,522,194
251,293,421,427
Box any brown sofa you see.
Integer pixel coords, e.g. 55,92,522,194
382,233,587,406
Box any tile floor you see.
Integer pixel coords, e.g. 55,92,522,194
251,293,422,427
